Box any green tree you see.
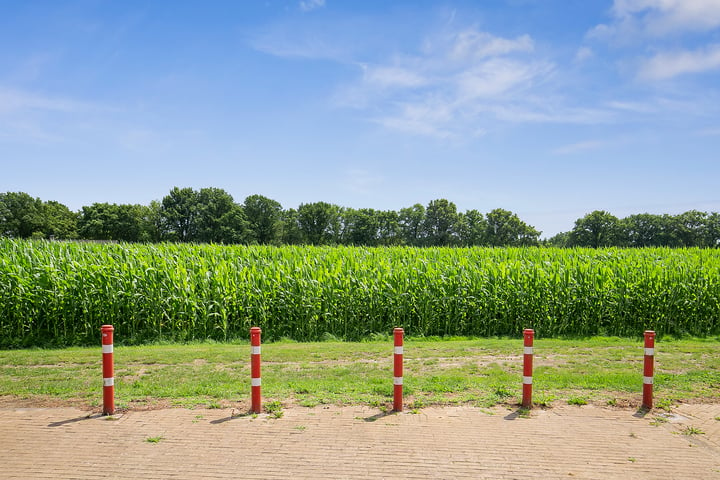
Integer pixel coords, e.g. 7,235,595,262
545,231,570,247
40,200,77,239
344,208,380,246
195,188,236,243
568,210,621,247
298,201,341,245
706,212,720,248
280,208,303,245
243,194,283,245
377,210,401,246
216,204,251,244
457,209,487,246
78,203,157,242
673,210,709,247
159,187,199,242
621,213,668,247
0,192,45,238
422,199,459,246
398,204,425,246
486,208,540,246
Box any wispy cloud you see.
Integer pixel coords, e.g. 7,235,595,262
332,27,567,137
299,0,325,13
0,87,92,115
552,140,608,155
587,1,720,82
612,0,720,36
638,44,720,80
591,0,720,40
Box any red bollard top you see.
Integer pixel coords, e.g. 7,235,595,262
644,330,655,347
101,325,114,345
394,328,404,347
250,327,262,347
523,329,534,346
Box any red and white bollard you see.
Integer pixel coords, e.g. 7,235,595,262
101,325,115,415
642,330,655,409
393,328,404,412
522,329,534,409
250,327,262,414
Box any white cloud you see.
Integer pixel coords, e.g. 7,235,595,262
612,0,720,35
344,28,557,137
552,140,608,155
0,87,90,114
638,44,720,79
373,100,456,139
575,47,594,62
447,31,533,61
362,65,428,88
456,59,551,99
299,0,325,13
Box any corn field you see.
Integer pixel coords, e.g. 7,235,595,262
1,239,719,347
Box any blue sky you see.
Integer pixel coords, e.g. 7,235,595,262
2,0,720,237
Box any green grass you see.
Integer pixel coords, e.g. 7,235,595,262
1,336,718,410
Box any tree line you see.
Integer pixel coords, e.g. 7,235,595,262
1,188,718,247
0,188,539,246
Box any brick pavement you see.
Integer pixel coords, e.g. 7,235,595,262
1,403,719,479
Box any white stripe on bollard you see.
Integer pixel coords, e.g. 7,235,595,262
394,346,404,355
251,378,261,387
102,344,113,354
643,376,654,385
393,377,403,385
252,346,261,355
524,346,533,355
523,376,533,384
103,378,114,387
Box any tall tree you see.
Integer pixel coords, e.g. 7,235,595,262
377,210,401,246
0,192,45,238
568,210,621,247
622,213,668,247
344,208,380,246
298,201,341,245
280,208,303,245
159,187,199,242
422,199,459,246
195,188,236,243
398,204,425,246
243,194,283,245
40,201,78,239
673,210,709,247
485,208,540,246
457,209,487,246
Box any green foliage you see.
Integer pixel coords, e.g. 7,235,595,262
1,240,720,347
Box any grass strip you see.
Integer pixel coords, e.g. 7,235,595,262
1,337,718,411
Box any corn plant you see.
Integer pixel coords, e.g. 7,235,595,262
1,239,719,347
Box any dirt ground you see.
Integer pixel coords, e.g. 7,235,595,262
1,400,719,480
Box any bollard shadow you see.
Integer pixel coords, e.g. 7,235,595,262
633,406,651,419
362,410,397,423
209,410,255,424
504,406,532,421
48,413,104,427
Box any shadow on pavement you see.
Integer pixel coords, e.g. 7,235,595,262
48,413,104,427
